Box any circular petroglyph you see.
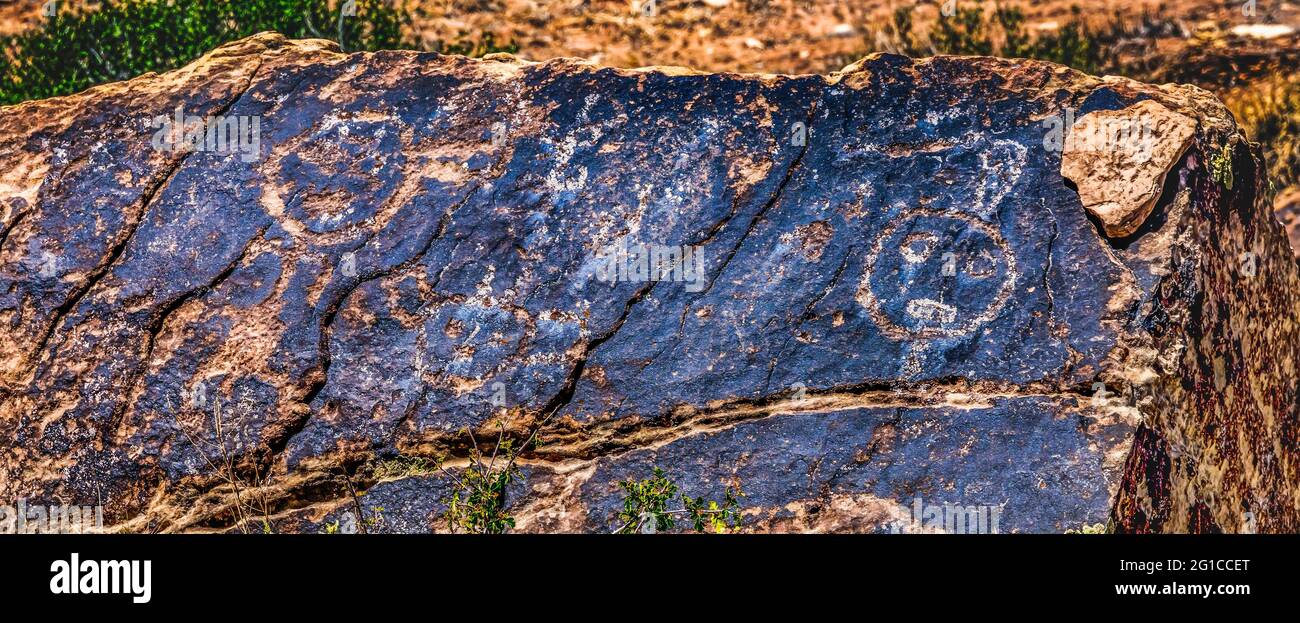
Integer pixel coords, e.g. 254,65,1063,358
857,209,1017,340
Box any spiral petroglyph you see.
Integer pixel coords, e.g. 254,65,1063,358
1,34,1297,535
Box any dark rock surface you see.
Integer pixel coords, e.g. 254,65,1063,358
1276,189,1300,259
1,33,1296,533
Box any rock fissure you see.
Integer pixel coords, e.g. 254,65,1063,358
22,151,190,379
110,226,271,439
19,55,267,384
4,36,1297,533
691,99,819,304
0,208,25,253
138,375,1122,533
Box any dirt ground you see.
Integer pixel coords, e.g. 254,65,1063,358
1,1,1296,74
407,0,1300,76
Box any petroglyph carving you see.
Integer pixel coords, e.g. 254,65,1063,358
858,210,1017,340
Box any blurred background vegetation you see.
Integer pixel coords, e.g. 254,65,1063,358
877,3,1298,209
0,0,516,105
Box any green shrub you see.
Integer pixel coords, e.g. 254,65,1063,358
996,7,1112,74
0,0,411,104
614,467,744,534
886,5,1113,75
927,6,995,57
0,0,515,106
437,425,529,534
443,438,521,535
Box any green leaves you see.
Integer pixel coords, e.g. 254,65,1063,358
616,467,679,533
930,6,994,57
615,467,744,534
445,461,519,534
0,0,415,105
443,428,523,534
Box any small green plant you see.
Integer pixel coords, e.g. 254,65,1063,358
441,425,523,534
928,6,995,57
1065,522,1108,534
1210,141,1235,190
342,425,538,534
351,429,738,535
614,467,744,534
362,505,388,531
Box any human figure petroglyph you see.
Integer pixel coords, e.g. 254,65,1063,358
857,210,1018,340
857,137,1026,341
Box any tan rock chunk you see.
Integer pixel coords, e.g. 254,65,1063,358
1061,99,1197,238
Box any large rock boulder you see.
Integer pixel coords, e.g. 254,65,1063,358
1,33,1296,533
1275,189,1300,259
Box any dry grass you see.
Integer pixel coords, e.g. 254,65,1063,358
1224,73,1300,204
